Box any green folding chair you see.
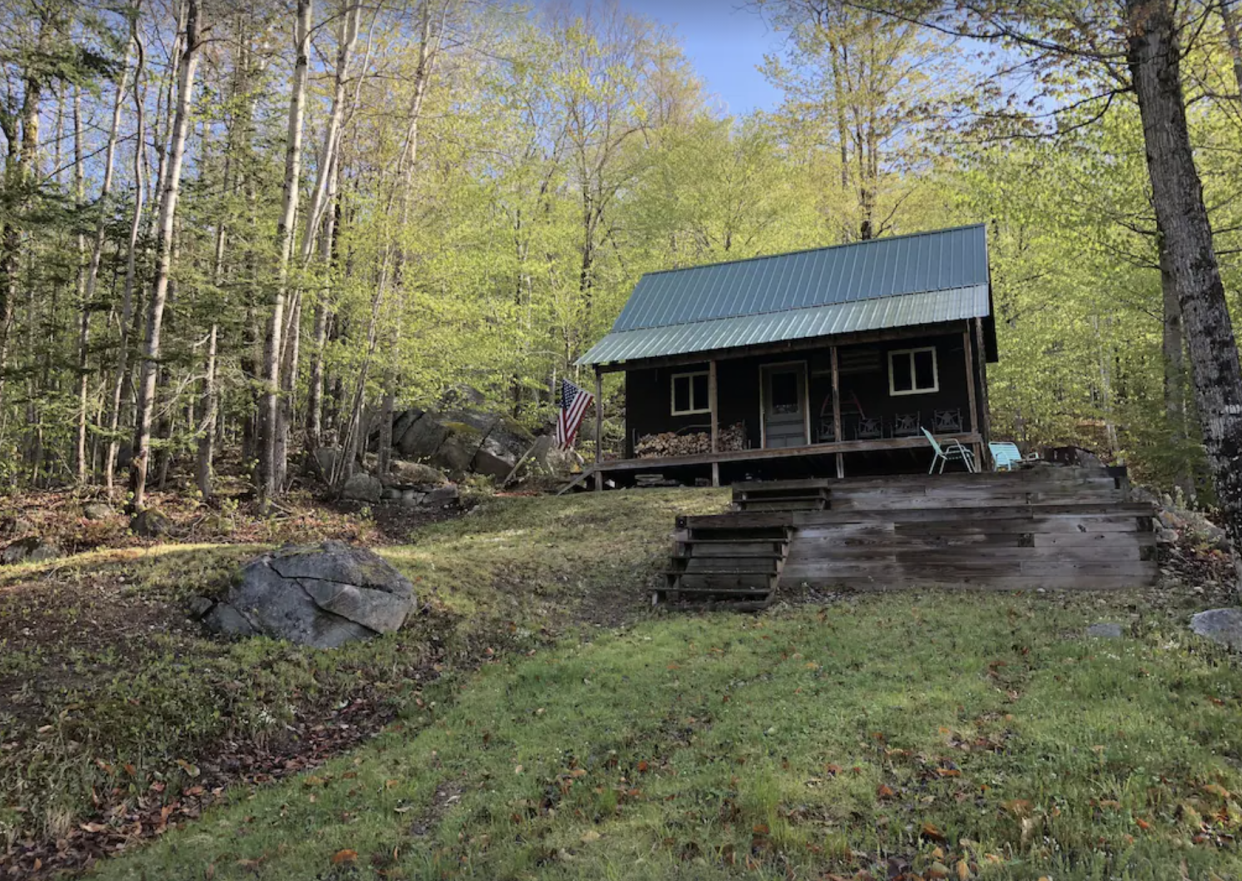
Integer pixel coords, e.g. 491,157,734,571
922,427,975,473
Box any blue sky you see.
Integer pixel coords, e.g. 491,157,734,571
628,0,786,114
567,0,788,115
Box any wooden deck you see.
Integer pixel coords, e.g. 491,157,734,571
587,431,981,482
661,468,1157,602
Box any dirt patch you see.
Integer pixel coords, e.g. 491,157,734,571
332,497,474,544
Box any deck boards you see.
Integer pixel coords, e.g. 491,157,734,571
664,467,1158,603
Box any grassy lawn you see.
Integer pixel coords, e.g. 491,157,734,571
92,587,1242,879
0,489,728,876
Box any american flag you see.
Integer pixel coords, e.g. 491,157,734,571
555,378,595,450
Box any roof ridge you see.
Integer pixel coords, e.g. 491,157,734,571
639,223,987,279
611,283,988,335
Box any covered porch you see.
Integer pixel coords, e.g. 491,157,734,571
580,318,993,490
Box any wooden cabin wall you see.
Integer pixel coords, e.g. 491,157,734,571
621,325,985,457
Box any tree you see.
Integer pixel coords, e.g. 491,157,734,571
129,0,203,510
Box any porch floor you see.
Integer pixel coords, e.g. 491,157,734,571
594,431,982,476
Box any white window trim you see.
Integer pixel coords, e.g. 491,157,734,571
670,370,711,415
888,346,939,396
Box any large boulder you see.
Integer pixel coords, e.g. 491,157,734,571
2,536,61,565
202,541,417,648
385,459,449,489
314,447,356,481
431,421,487,474
473,417,536,480
341,473,382,503
396,414,450,459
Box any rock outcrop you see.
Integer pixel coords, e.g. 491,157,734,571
199,541,417,648
388,406,536,481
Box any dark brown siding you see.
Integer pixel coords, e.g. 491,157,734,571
622,325,983,457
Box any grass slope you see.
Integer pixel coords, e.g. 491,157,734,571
0,490,727,875
94,586,1242,877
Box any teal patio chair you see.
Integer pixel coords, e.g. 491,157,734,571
988,442,1023,472
922,427,976,474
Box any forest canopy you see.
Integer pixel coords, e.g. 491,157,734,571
0,0,1238,507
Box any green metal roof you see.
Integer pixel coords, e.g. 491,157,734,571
578,224,990,366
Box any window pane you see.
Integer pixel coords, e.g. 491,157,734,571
771,371,799,413
673,376,690,412
692,373,709,410
891,354,913,392
913,350,936,390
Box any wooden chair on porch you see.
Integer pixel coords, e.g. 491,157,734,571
922,427,976,473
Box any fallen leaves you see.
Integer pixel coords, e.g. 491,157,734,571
330,848,357,865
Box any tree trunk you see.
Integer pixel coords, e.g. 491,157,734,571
1128,0,1242,576
1159,230,1195,501
105,19,146,495
1220,0,1242,99
128,0,202,511
196,323,218,498
260,0,312,508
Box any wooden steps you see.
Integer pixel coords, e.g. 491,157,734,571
655,516,792,610
734,480,832,513
659,467,1158,608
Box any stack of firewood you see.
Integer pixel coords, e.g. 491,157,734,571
635,422,746,458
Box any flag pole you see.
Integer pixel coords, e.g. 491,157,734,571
593,367,603,492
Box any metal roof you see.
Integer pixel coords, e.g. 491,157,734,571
578,224,990,366
579,284,990,365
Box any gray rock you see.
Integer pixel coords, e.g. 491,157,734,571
473,418,536,480
1,536,60,565
1086,622,1124,639
424,485,459,505
381,487,401,501
314,447,355,481
396,415,450,459
186,595,215,619
1190,608,1242,650
203,602,258,638
390,408,424,449
385,460,448,488
400,490,426,508
341,474,382,503
1155,526,1178,546
131,508,173,538
203,541,417,648
83,502,114,521
1201,522,1230,552
430,424,485,475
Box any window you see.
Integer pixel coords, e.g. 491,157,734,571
671,371,710,415
769,370,800,414
888,347,938,396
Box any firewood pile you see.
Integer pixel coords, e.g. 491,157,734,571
635,422,746,458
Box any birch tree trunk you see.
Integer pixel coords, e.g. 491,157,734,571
79,53,131,484
129,0,203,511
196,323,218,498
260,0,312,508
1128,0,1242,576
104,15,147,495
1220,0,1242,99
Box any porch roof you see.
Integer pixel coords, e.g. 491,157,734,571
578,224,991,367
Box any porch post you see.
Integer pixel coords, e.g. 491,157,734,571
594,367,603,492
974,317,992,448
962,325,981,467
709,359,720,487
831,345,844,479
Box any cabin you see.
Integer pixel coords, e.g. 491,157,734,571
577,224,996,487
573,225,1157,602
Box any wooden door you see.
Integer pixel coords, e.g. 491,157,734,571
761,363,808,448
